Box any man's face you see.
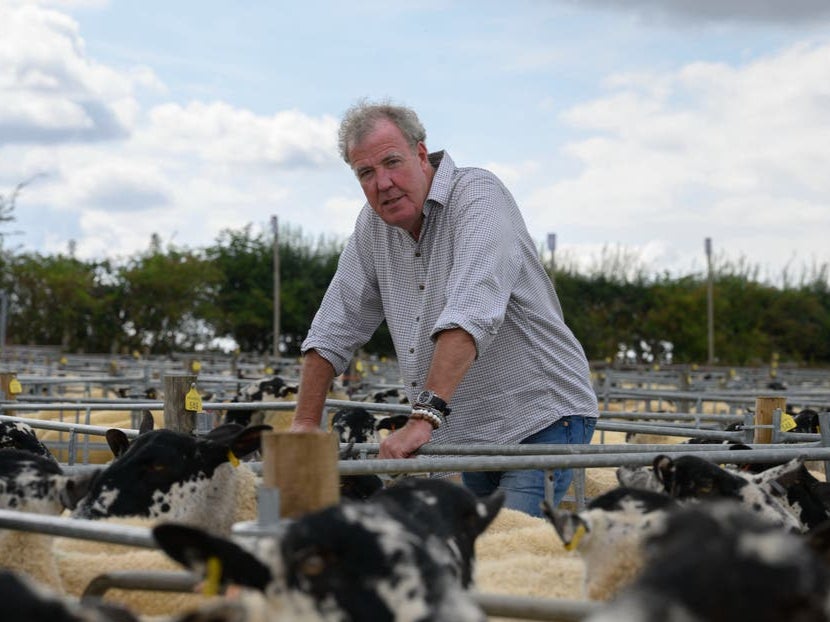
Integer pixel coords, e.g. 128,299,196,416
348,118,433,238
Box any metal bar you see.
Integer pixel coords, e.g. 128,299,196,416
0,414,139,438
473,592,601,621
82,571,199,599
334,447,830,475
78,569,602,621
0,509,156,548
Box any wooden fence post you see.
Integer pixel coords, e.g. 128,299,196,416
163,373,198,433
261,431,340,518
754,395,787,445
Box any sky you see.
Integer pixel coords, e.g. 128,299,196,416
1,0,830,284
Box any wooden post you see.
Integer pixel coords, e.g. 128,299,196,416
163,374,198,433
261,431,340,519
0,372,20,416
754,395,786,445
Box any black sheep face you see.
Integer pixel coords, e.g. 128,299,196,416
0,421,58,465
331,407,377,444
71,425,267,527
280,501,479,622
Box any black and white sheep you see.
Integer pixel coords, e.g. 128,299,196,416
584,500,830,622
153,477,503,621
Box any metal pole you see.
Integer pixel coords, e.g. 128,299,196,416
547,232,556,287
272,215,280,360
705,237,714,364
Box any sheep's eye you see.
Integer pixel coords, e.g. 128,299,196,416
298,554,327,577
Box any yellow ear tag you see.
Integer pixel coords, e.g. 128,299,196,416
355,360,364,373
565,523,587,552
227,450,240,468
780,413,797,432
184,387,203,412
203,556,223,596
8,378,22,395
59,356,68,365
191,360,202,372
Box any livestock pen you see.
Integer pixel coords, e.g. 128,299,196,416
1,358,830,620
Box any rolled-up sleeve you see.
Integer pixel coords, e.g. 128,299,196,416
431,172,522,358
301,209,385,376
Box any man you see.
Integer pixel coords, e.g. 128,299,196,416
290,100,599,515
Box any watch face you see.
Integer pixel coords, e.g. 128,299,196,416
416,390,446,413
417,390,433,403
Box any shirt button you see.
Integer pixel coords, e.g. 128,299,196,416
415,316,420,322
411,381,417,387
415,252,421,257
409,348,415,353
418,284,425,290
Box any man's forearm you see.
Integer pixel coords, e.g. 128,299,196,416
423,328,476,402
292,349,336,430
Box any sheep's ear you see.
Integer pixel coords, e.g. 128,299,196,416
229,425,273,459
653,455,674,490
60,469,100,510
139,410,155,435
106,429,131,458
153,523,272,591
472,490,505,536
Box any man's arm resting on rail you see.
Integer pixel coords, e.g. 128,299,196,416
379,328,476,458
290,349,336,432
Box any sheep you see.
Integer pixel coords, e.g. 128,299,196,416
0,448,97,591
71,422,267,533
152,477,498,621
223,375,298,428
0,419,59,464
620,453,813,533
541,487,679,601
584,500,830,622
52,423,267,616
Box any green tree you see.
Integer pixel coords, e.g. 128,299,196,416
6,253,104,350
118,242,222,353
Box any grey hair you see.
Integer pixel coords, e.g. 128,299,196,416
337,99,427,164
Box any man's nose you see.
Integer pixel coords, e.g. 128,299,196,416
376,167,394,190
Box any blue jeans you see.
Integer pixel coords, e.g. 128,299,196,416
462,416,597,517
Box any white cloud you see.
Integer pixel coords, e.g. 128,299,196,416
143,102,339,168
0,2,159,144
524,42,830,279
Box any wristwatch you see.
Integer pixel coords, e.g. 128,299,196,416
415,390,451,417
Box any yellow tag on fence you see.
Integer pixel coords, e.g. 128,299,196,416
780,413,797,432
191,360,202,372
184,387,203,412
8,378,22,395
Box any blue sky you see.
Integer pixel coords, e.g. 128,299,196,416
2,0,830,283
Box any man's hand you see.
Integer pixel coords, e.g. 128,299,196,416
288,419,324,433
378,418,433,459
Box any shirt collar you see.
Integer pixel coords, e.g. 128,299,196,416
424,151,454,215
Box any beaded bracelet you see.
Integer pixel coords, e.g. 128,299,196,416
410,407,443,429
